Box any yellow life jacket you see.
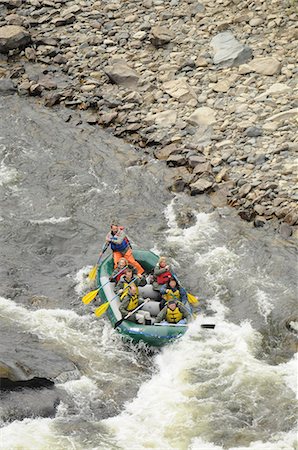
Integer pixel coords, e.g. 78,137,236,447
166,306,183,323
122,293,139,311
120,281,139,299
163,288,180,303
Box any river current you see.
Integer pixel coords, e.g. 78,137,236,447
0,96,297,450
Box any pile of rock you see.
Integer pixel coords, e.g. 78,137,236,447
0,0,297,236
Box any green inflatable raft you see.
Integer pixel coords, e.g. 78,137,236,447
96,249,189,347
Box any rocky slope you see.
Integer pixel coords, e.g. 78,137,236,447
0,0,297,237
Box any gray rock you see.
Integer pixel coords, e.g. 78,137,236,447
210,31,252,67
167,154,187,166
150,25,174,47
0,25,31,53
279,223,292,238
254,215,267,227
245,126,263,137
0,77,16,95
104,59,139,89
190,177,213,195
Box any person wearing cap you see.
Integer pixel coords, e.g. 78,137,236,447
159,277,188,310
106,222,144,276
152,256,173,292
155,299,191,325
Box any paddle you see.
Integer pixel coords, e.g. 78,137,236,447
82,266,128,305
171,272,200,306
94,276,138,318
154,323,215,329
114,299,150,328
88,242,110,281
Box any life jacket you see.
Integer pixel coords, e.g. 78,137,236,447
166,306,183,323
120,280,139,299
122,292,139,311
110,226,131,253
163,288,181,303
156,270,172,285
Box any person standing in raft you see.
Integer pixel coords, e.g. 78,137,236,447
155,299,191,325
152,256,173,292
106,222,144,276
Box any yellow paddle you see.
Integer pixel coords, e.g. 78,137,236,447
94,277,138,318
82,266,128,305
169,273,200,306
82,288,100,305
88,242,110,282
187,292,200,306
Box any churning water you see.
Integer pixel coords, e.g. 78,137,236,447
0,96,297,449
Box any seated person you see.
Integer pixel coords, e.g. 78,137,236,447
152,256,173,292
119,285,151,325
159,277,188,310
155,299,191,325
115,267,146,296
109,257,128,282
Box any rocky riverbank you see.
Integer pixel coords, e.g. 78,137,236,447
0,0,297,237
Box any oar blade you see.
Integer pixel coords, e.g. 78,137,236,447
88,265,97,282
94,302,110,317
200,324,215,329
187,293,199,305
114,318,124,329
82,289,99,305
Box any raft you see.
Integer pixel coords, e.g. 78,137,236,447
97,249,189,347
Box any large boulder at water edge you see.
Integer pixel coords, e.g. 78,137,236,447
0,25,31,53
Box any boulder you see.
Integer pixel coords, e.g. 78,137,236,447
154,143,180,160
104,59,139,89
0,25,31,53
210,31,252,67
0,78,16,95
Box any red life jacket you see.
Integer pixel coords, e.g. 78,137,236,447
156,271,172,285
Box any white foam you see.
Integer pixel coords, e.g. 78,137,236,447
29,217,71,224
255,288,274,323
105,316,297,450
72,265,94,295
0,418,74,450
0,161,18,186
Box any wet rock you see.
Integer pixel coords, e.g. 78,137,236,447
210,31,252,67
104,59,139,89
238,207,255,222
150,26,174,47
254,215,267,227
0,77,16,95
0,25,31,53
279,223,292,239
44,92,61,107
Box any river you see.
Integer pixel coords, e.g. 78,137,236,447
0,95,297,450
